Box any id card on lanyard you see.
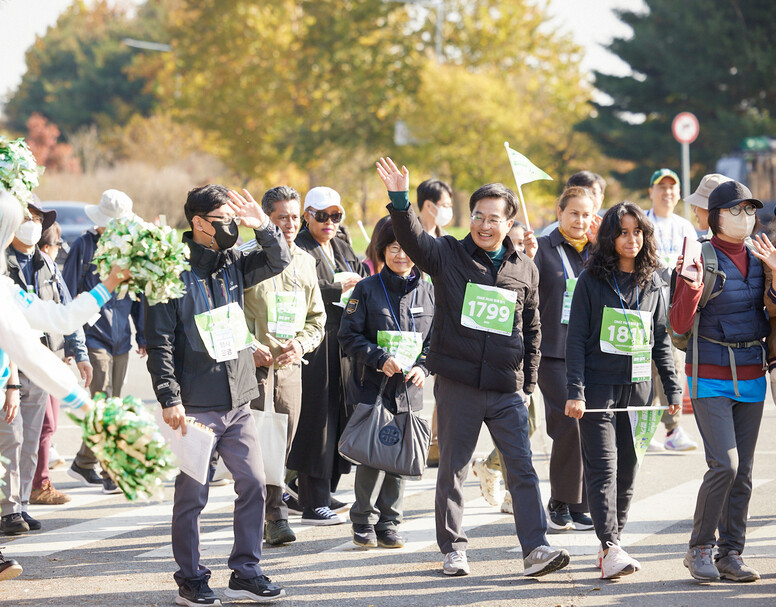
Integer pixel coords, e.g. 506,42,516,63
558,244,582,325
267,264,306,340
598,276,652,383
377,273,422,372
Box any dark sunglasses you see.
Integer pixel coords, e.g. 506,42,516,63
310,210,343,224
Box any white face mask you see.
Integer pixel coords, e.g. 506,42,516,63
432,204,453,227
16,220,42,247
719,211,755,241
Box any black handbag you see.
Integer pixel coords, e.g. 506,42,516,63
338,376,431,477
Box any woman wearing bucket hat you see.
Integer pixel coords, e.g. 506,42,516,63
670,180,776,582
685,174,733,233
288,187,369,525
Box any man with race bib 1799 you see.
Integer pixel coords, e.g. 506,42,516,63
644,168,698,452
376,156,570,579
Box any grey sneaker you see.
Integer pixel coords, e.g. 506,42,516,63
684,545,720,581
264,519,296,546
715,551,760,582
523,545,570,577
443,550,470,576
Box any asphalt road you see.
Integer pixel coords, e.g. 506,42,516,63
1,352,775,606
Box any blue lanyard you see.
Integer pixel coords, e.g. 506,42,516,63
613,274,644,344
316,241,353,274
378,273,417,334
195,270,231,311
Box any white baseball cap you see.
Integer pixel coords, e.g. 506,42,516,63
85,189,134,227
304,186,345,216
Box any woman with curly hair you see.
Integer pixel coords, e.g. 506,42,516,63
564,201,682,579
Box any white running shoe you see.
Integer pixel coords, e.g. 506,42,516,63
523,545,571,577
443,550,470,576
500,491,513,514
646,437,665,452
601,542,639,579
471,458,504,507
664,426,698,451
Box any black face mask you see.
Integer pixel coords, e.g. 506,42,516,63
206,219,239,250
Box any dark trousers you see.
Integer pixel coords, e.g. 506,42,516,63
249,364,302,521
74,349,128,475
350,465,405,529
579,381,650,549
690,396,763,556
172,405,266,585
435,375,547,556
538,357,587,510
298,473,331,511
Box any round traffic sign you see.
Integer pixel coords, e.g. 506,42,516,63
672,112,699,144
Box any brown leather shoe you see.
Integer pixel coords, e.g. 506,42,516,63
427,443,440,468
29,481,71,505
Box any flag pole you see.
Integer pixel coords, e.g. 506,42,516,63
505,142,532,232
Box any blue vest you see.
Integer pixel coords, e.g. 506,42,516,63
687,248,769,369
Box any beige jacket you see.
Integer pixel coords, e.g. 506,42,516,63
243,242,326,367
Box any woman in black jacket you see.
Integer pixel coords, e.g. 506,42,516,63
289,187,369,525
338,219,434,549
528,186,595,532
565,201,681,580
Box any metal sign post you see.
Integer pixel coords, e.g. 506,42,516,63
672,112,700,220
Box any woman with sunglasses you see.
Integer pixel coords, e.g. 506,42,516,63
671,181,776,583
565,201,681,579
289,187,369,525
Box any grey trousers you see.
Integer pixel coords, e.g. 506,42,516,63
579,381,650,549
172,405,266,585
74,349,128,473
435,375,547,555
249,364,302,521
350,465,405,529
537,357,587,510
689,396,763,556
0,373,48,516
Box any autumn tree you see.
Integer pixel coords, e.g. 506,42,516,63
578,0,776,189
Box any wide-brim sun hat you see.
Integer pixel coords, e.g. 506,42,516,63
85,189,133,227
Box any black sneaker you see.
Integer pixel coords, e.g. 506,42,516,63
67,463,102,486
282,492,303,516
547,500,574,532
102,477,122,495
20,512,41,531
0,550,22,581
353,523,377,548
224,572,285,603
570,510,594,531
376,527,404,549
1,513,29,536
175,578,221,606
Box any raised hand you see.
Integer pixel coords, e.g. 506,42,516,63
376,157,409,192
227,188,267,229
751,233,776,270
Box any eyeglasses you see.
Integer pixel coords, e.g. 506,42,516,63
385,244,404,255
471,214,507,227
201,214,241,225
726,204,757,216
28,214,44,224
310,210,343,224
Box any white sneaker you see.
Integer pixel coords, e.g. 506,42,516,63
601,542,639,579
300,507,346,526
596,545,603,569
646,437,665,452
443,550,470,576
471,458,504,507
48,445,65,469
500,491,513,514
664,426,698,451
523,545,570,577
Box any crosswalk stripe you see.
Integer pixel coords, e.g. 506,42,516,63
8,484,236,557
137,478,439,559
